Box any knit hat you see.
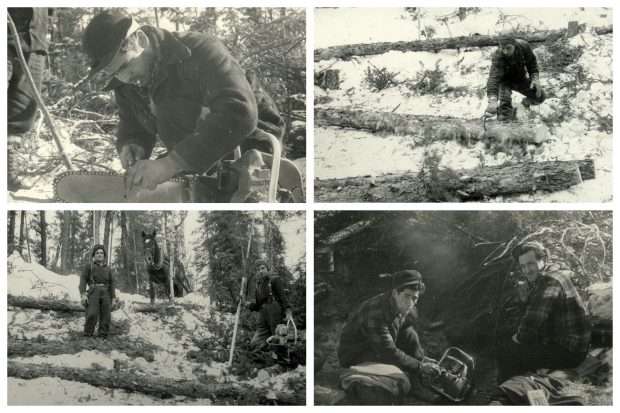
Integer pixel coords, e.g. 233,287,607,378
92,244,107,257
392,269,424,291
255,258,269,270
497,29,516,45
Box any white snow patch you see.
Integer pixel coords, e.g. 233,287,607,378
587,282,612,319
13,350,115,371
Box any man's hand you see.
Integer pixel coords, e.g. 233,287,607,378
420,362,441,377
80,293,89,308
124,157,181,191
119,143,146,170
111,297,119,309
485,98,499,114
530,75,542,99
284,309,293,322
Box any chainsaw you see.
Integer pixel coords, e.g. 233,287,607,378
266,318,299,366
54,135,304,203
420,347,475,402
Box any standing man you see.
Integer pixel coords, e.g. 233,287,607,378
485,30,546,121
338,270,440,403
496,241,591,383
247,259,293,352
79,245,118,339
7,8,52,191
81,10,285,191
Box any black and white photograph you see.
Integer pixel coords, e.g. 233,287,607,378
7,210,306,405
7,7,306,203
314,8,612,202
314,210,611,405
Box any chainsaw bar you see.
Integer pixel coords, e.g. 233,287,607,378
53,171,191,203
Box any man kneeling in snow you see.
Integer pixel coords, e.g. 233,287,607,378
79,245,118,339
485,30,546,121
338,270,441,404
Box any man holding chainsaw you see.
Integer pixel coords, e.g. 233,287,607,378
338,270,441,403
485,30,546,121
496,241,591,383
247,259,293,353
79,244,118,339
81,10,285,191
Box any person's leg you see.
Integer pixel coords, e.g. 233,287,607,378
250,315,272,351
496,337,534,383
536,342,587,371
513,77,547,107
8,50,44,134
497,82,514,121
83,289,100,336
97,289,111,338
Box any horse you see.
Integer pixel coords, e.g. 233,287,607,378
141,230,192,304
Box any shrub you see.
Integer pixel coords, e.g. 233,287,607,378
362,64,401,92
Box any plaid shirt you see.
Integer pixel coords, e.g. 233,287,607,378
517,264,591,353
338,290,421,371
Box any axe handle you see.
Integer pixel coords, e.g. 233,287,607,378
228,277,247,366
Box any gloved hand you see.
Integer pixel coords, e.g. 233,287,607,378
124,157,181,191
119,143,146,170
530,75,542,99
284,309,293,321
485,98,499,114
80,293,89,308
420,361,441,377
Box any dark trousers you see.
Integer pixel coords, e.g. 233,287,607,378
84,286,112,337
496,337,587,384
340,326,425,369
498,77,547,120
8,47,45,135
250,301,284,350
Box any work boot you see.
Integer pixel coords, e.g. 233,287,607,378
7,135,33,191
521,97,533,108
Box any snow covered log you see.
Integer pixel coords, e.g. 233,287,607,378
314,25,613,61
7,361,302,405
315,159,595,202
315,107,549,144
8,338,156,361
7,295,200,314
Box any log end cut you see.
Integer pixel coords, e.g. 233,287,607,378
533,124,550,144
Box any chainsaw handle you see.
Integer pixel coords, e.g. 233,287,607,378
263,133,281,203
287,317,297,344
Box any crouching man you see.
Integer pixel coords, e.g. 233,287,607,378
79,245,118,339
338,270,440,404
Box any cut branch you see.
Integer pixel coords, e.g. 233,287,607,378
315,107,549,144
315,159,595,202
314,25,613,61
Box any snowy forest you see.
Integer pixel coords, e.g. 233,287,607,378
314,210,612,405
7,210,306,405
9,7,306,202
314,8,612,202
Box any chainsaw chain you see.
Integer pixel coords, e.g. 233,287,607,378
53,170,190,203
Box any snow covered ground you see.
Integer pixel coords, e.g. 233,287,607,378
314,8,612,202
8,253,305,405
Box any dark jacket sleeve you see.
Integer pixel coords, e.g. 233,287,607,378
108,267,116,299
271,276,292,312
79,264,90,295
518,39,540,78
361,314,421,372
486,51,503,99
168,37,258,172
114,86,157,158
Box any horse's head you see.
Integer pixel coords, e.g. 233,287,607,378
141,230,158,266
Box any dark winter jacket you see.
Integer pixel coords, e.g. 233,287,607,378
79,261,116,299
487,39,540,98
338,290,421,371
106,26,284,173
8,8,52,54
248,274,291,312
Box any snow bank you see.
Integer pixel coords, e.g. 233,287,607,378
587,282,612,319
13,350,115,371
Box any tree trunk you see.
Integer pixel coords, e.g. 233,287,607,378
102,211,111,257
315,107,549,144
7,361,302,405
39,211,47,267
60,211,70,273
314,159,595,202
314,25,613,61
93,211,100,245
19,211,26,256
8,211,17,255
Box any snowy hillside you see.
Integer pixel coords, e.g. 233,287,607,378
314,8,612,202
8,253,305,405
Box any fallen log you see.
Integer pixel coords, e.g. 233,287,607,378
7,360,302,405
314,25,613,61
315,107,548,145
7,295,202,314
315,159,595,202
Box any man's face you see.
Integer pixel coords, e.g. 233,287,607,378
94,249,105,263
517,250,545,281
256,264,268,276
500,43,515,57
103,34,151,86
392,287,420,315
